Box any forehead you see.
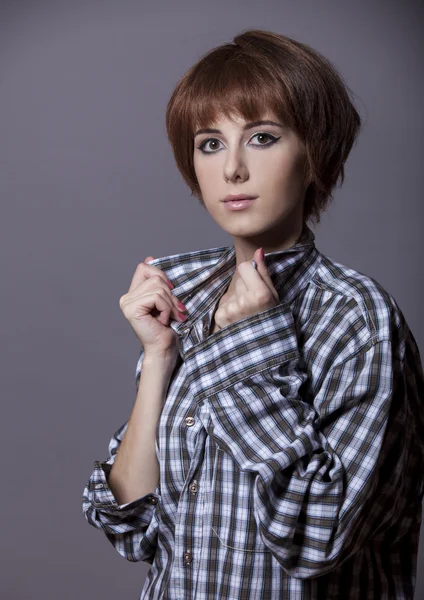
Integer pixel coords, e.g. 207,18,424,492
193,110,287,140
197,109,279,127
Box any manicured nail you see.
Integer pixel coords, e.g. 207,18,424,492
167,280,174,289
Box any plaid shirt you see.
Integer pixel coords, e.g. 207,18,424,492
82,224,424,599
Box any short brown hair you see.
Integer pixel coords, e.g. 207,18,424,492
165,29,362,226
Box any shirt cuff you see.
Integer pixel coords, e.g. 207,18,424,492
184,302,299,399
90,460,160,518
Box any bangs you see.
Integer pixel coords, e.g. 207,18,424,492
183,47,295,135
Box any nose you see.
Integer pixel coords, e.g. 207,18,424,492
223,146,249,183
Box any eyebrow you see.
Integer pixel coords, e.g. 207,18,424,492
193,120,285,137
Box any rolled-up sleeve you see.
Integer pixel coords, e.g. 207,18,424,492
82,347,160,563
185,303,424,578
82,420,160,563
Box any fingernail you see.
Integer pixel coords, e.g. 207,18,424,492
167,280,174,289
177,300,187,311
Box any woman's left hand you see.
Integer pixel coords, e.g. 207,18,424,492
214,247,280,330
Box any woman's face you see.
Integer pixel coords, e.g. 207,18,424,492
193,112,310,242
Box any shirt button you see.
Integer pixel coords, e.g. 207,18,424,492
189,480,198,494
149,496,158,504
183,550,193,565
185,416,195,427
95,483,104,489
203,323,209,332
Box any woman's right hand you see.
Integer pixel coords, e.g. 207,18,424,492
119,256,188,364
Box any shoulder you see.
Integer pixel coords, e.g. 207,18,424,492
301,252,409,363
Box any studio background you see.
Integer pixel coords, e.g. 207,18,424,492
0,1,422,598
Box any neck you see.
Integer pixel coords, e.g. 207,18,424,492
227,218,306,293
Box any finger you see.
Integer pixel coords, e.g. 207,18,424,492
144,255,174,289
237,250,277,298
133,290,185,325
140,291,174,326
128,259,173,295
150,290,186,325
253,248,276,294
236,260,270,294
126,276,186,313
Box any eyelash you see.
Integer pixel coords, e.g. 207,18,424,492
196,132,280,154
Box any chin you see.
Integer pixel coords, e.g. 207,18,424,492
224,224,271,238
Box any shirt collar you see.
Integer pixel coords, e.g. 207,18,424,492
149,224,321,337
240,222,320,304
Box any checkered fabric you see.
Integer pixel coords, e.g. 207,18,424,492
82,224,424,599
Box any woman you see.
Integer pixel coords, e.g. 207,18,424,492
82,29,424,599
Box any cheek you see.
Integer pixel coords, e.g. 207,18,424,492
193,159,217,189
265,153,306,191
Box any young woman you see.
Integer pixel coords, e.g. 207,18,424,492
82,29,424,599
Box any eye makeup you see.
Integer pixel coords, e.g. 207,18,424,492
196,133,281,154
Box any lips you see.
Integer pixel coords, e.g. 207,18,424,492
223,194,257,202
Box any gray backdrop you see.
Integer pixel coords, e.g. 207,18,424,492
1,1,422,598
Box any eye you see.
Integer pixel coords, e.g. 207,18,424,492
249,133,278,147
196,132,279,154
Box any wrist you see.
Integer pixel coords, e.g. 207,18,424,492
143,351,179,372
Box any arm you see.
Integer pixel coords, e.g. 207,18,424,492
185,302,424,578
81,349,175,563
